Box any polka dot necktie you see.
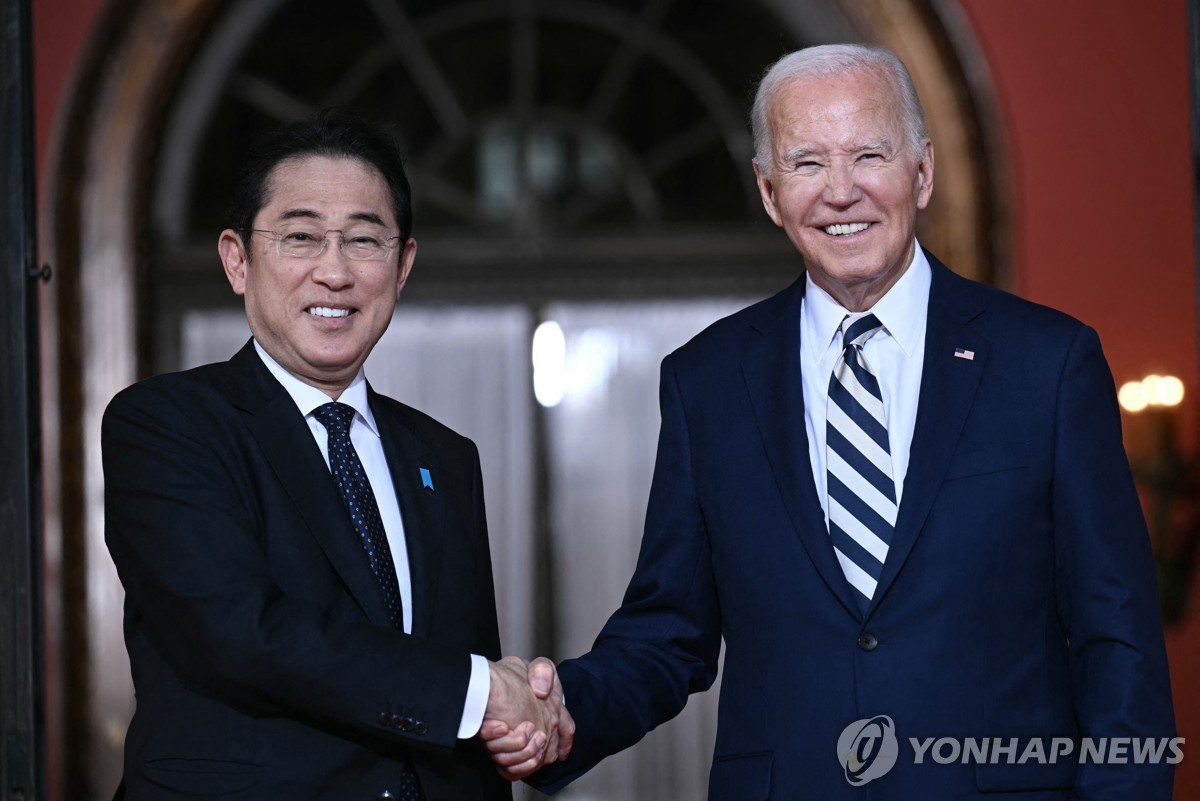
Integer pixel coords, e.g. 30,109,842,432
312,402,405,632
826,313,895,613
313,403,420,799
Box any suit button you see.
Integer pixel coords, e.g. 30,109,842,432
379,712,392,727
857,632,879,651
400,716,416,732
414,720,427,735
390,713,405,729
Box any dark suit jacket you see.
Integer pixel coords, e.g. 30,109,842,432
534,255,1175,800
103,341,511,800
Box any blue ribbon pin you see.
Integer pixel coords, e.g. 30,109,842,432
419,467,434,491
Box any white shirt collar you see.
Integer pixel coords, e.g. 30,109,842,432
252,340,381,437
802,240,931,359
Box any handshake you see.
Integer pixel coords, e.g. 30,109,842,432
483,657,576,781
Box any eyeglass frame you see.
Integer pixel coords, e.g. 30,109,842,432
249,227,405,261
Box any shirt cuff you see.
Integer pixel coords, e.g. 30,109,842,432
457,653,490,739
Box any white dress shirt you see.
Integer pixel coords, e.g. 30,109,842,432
799,243,931,520
254,341,489,738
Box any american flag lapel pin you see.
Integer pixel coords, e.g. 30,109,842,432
954,348,975,361
419,467,434,491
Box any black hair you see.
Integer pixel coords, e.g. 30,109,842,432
227,109,413,249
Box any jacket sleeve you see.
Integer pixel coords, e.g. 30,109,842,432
532,354,723,793
1052,326,1176,798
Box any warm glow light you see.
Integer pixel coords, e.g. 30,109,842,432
1119,374,1184,413
1119,381,1149,413
1143,375,1164,402
1154,376,1185,407
532,321,566,407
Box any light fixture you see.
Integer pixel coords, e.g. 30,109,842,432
532,320,566,408
1117,372,1196,625
1118,374,1184,413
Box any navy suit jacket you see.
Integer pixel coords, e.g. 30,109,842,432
103,341,510,800
535,255,1175,800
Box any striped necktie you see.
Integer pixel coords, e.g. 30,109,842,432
826,313,896,612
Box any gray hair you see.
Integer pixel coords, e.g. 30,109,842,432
751,44,929,173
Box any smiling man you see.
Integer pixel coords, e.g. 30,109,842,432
487,44,1175,800
102,111,569,800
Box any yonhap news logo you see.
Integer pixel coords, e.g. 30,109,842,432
837,716,899,785
836,716,1184,786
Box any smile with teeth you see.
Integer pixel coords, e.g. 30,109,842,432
823,222,871,236
307,306,353,318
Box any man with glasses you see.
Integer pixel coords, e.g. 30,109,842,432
103,111,572,800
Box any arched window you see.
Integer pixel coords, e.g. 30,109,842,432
146,0,826,369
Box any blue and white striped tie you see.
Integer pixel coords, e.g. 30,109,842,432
826,313,896,612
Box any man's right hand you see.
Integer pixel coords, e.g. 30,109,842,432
481,656,575,781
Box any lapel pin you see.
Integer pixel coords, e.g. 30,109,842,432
419,467,434,491
954,348,975,361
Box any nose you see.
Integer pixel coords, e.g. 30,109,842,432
824,162,861,206
310,234,354,289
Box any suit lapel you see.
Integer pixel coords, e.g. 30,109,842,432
372,389,446,640
222,342,395,628
741,283,864,619
868,258,987,614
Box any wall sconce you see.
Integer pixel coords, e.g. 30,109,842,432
1118,374,1185,413
1119,374,1197,625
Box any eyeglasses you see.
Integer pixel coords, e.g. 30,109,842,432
250,228,403,261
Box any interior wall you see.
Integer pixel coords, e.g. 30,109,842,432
952,3,1199,797
956,0,1197,423
33,0,105,203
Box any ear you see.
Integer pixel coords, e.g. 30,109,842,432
219,229,250,296
914,140,934,210
753,161,784,228
395,237,418,299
